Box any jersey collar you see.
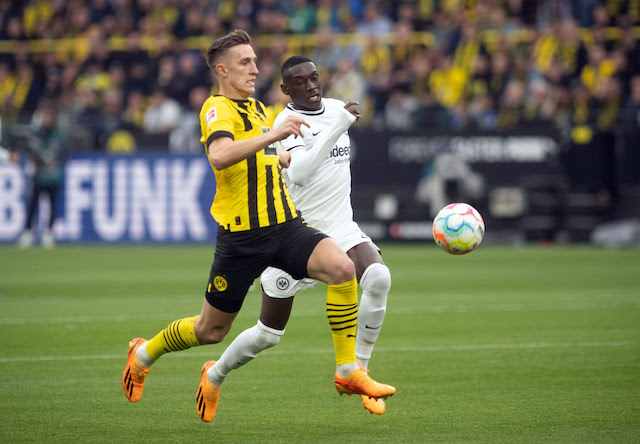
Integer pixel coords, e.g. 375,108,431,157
288,100,325,115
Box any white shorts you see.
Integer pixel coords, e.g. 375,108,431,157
261,221,375,298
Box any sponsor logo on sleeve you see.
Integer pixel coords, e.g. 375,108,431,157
205,107,217,124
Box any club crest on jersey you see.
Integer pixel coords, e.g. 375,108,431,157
205,107,217,124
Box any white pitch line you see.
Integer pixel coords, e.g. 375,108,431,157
1,302,638,326
0,341,637,363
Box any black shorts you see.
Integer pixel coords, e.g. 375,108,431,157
205,217,328,313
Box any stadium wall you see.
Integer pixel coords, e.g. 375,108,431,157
1,128,624,245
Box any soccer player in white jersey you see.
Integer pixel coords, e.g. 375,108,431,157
260,56,392,415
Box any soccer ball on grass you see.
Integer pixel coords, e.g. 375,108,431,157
432,203,485,255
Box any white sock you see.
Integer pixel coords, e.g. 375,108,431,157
207,321,283,386
336,361,360,377
136,342,156,367
356,263,390,370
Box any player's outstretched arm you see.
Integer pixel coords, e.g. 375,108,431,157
285,105,357,186
209,116,309,170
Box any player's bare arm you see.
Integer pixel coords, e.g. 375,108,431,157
208,115,309,170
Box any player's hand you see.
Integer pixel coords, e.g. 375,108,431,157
274,115,309,140
344,101,361,122
277,147,291,168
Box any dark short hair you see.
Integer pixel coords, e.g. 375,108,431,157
206,29,251,71
281,55,313,80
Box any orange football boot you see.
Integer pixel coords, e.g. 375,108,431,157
360,394,386,415
196,361,221,423
122,337,150,403
335,364,395,399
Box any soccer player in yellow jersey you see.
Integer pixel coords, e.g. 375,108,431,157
122,29,395,423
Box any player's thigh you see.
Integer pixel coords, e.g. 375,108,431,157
272,218,328,280
306,237,355,285
347,242,384,281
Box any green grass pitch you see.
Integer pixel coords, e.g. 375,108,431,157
0,244,639,443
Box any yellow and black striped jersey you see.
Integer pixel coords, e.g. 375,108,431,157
199,95,299,232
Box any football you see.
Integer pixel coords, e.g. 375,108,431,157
432,203,485,255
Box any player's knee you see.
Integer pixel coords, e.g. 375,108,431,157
254,321,284,349
360,263,391,299
330,256,356,284
194,322,230,345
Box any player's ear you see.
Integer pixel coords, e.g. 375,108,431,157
216,63,227,78
280,83,290,96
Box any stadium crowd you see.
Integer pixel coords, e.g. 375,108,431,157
1,0,640,152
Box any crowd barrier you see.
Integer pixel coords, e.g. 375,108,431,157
0,154,219,243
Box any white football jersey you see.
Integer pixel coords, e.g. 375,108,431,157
274,98,354,235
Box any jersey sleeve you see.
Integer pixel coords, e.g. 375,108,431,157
200,99,237,149
286,106,356,186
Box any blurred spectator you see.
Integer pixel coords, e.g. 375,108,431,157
169,86,209,155
522,79,552,124
428,10,456,54
156,54,181,101
311,27,345,75
142,86,181,135
254,48,280,103
174,6,204,38
263,86,290,127
391,20,420,70
356,1,393,35
360,34,391,81
315,0,351,32
496,80,526,129
450,20,486,75
622,75,640,128
468,92,498,130
412,89,451,129
429,54,468,109
325,57,368,113
70,86,103,147
536,0,573,29
287,0,317,34
18,100,66,249
383,87,419,130
3,16,26,41
99,87,125,149
580,44,616,94
122,89,147,131
576,0,600,27
89,0,114,24
488,50,510,102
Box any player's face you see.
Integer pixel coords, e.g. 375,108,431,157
219,44,259,99
282,62,322,111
